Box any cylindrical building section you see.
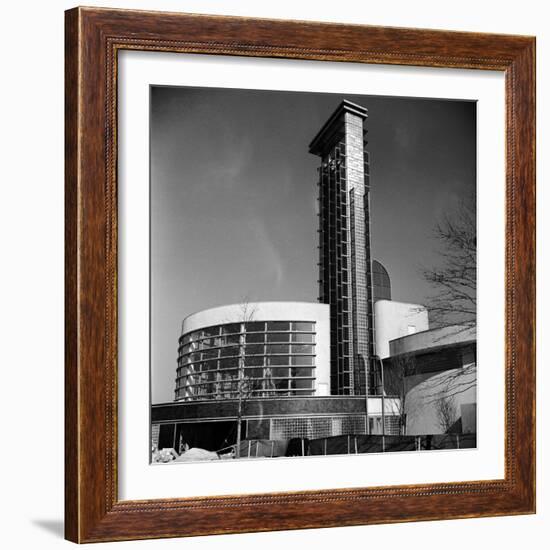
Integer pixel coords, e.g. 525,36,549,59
372,259,392,302
175,302,330,401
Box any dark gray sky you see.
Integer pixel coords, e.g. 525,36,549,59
150,86,476,403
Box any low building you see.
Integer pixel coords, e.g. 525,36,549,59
152,394,399,452
388,325,476,436
373,275,477,437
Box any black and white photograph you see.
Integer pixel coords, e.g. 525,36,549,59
150,86,477,463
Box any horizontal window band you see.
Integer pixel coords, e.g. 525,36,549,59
178,353,318,366
180,322,316,337
178,335,317,353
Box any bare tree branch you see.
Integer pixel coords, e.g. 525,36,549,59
435,395,457,433
384,353,417,435
422,194,476,331
417,193,477,402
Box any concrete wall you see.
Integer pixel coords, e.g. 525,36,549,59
404,366,477,435
182,301,331,396
374,300,429,359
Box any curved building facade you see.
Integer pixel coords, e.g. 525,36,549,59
385,325,477,436
175,302,331,401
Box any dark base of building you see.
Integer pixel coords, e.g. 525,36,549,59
152,396,401,452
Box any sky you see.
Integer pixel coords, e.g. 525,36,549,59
150,86,476,403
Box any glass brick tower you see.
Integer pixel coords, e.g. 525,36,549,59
309,100,375,396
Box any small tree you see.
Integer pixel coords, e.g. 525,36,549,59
234,299,258,458
384,353,417,435
435,395,457,434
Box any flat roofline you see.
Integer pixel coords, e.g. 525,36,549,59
375,299,427,309
182,300,329,325
309,100,368,156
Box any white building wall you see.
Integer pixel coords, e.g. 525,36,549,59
182,301,331,395
404,366,477,435
374,300,429,359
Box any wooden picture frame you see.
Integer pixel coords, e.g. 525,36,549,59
65,6,536,543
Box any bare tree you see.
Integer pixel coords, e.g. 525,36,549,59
384,353,417,435
435,395,457,434
422,194,476,332
418,193,477,403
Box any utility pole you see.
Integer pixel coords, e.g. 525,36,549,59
362,354,370,435
374,355,386,451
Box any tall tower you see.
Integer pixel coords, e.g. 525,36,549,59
309,100,375,396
